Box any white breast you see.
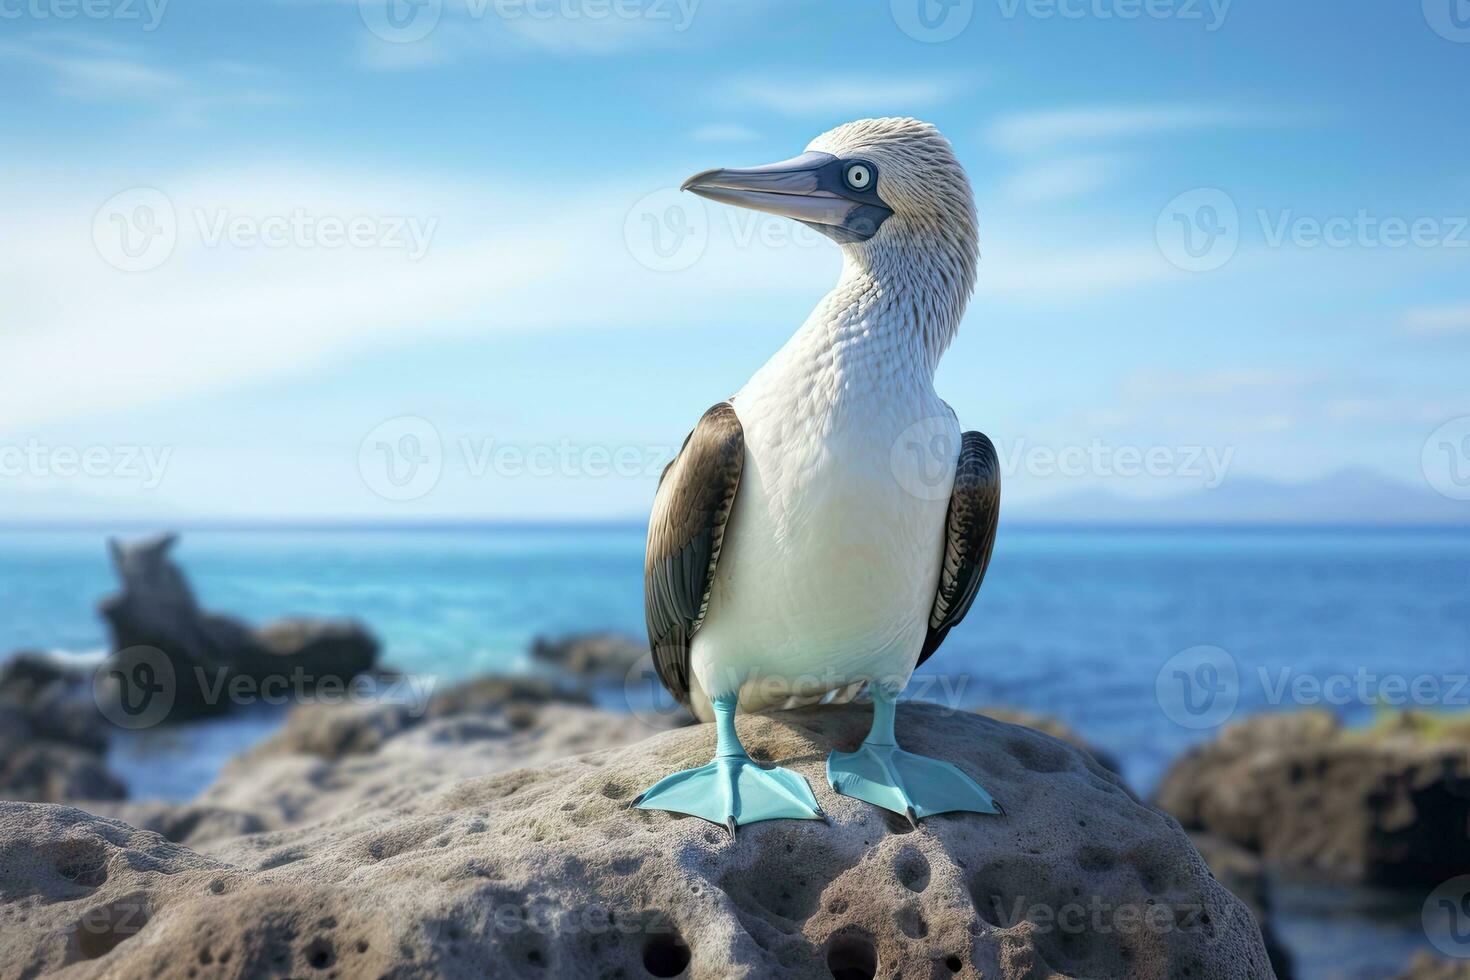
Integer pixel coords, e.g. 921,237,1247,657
686,312,959,719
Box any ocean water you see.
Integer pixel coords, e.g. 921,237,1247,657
2,524,1466,978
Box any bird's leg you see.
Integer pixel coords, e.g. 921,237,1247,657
826,683,1002,827
633,693,822,835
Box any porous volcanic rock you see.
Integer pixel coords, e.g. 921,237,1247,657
1189,833,1294,980
1155,710,1470,886
0,702,1275,979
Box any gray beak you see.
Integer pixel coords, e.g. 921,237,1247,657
681,151,892,244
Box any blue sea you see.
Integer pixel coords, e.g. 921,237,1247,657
2,524,1466,978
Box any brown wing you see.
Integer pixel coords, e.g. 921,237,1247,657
918,431,1001,667
644,402,744,705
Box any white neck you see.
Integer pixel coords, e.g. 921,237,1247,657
767,236,971,388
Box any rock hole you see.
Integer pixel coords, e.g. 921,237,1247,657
896,905,928,939
641,932,690,977
1076,846,1116,873
945,954,963,973
881,811,916,835
305,937,336,971
973,890,1005,928
54,840,109,889
825,932,878,980
77,899,148,959
894,849,931,893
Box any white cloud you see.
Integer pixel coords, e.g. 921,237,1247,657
986,104,1268,154
0,165,836,430
1402,304,1470,335
978,245,1179,300
690,123,760,143
350,0,713,67
995,153,1128,205
2,36,291,124
721,75,963,117
0,37,183,100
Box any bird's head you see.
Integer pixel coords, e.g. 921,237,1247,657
682,117,978,289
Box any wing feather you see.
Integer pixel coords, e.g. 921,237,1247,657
918,431,1001,666
644,402,744,705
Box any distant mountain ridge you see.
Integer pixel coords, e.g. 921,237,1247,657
1008,468,1470,525
2,468,1465,528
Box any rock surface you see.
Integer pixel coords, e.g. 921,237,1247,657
0,702,1275,979
977,706,1121,775
1189,833,1294,980
1396,952,1470,979
1155,710,1470,886
97,534,379,723
530,631,646,683
0,654,126,804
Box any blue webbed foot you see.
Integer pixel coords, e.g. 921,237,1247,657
632,693,822,834
826,742,1002,825
633,755,823,834
826,684,1003,825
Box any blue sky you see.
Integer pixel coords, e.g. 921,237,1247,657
1,0,1468,520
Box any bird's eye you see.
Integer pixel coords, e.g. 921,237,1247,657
843,163,873,191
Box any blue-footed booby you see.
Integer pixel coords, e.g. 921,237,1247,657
634,118,1001,834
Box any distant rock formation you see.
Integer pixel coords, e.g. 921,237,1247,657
0,702,1276,979
1155,710,1470,886
530,631,645,683
1396,952,1470,979
0,653,125,803
96,533,379,723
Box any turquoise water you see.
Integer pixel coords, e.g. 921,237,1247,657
2,524,1466,978
3,524,1467,794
